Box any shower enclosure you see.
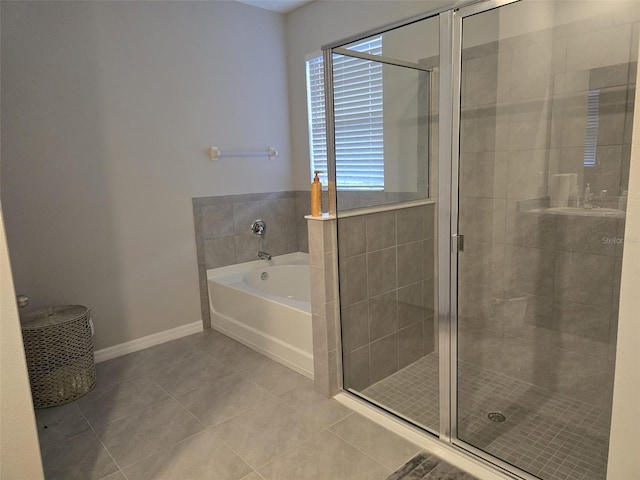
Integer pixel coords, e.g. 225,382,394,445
325,1,636,479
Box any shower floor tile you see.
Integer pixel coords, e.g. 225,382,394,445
361,354,441,432
361,353,610,480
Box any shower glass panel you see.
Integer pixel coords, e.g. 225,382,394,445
336,15,441,434
455,1,635,478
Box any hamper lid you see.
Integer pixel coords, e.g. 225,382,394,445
20,305,89,329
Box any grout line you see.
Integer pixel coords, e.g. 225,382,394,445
153,382,208,429
75,403,128,480
173,377,278,429
96,383,208,477
208,425,269,474
119,430,214,479
80,395,175,433
325,428,394,475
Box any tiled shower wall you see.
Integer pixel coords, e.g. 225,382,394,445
193,191,309,327
457,13,636,409
339,203,436,391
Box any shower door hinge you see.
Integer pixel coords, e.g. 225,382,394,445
452,234,464,252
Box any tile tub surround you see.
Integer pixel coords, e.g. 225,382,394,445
339,203,436,392
193,191,310,328
307,216,342,397
33,329,450,480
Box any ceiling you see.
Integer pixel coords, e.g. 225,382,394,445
236,0,314,13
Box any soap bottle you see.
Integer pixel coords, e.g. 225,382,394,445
311,170,322,217
584,183,592,208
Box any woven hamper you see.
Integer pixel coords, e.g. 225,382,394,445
20,305,96,408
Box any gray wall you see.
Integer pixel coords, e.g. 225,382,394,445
193,191,309,327
340,203,435,391
1,1,292,350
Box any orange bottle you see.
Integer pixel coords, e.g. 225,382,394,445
311,170,322,217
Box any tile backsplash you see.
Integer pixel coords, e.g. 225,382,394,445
193,191,310,327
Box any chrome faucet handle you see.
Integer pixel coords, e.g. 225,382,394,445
251,219,266,236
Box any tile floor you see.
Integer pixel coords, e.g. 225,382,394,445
388,452,478,480
361,353,610,480
36,329,460,480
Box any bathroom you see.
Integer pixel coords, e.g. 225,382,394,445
1,1,639,479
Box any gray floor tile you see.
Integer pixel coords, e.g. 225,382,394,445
99,472,126,480
147,353,234,396
208,338,271,373
122,430,251,480
45,332,488,480
258,430,390,480
94,354,147,389
362,354,440,432
365,353,609,480
131,338,202,373
77,376,169,428
385,453,479,480
95,398,204,468
181,329,240,356
387,454,438,480
212,397,326,469
35,402,91,447
40,430,119,480
423,463,454,479
238,357,308,396
278,381,353,427
329,413,420,471
239,473,264,480
176,373,274,426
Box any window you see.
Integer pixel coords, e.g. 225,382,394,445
584,89,600,167
305,37,384,189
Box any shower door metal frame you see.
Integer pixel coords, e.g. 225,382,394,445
447,1,541,479
324,0,542,479
437,8,456,443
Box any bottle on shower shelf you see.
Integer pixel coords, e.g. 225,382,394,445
583,183,593,208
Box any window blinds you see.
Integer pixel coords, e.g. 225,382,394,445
305,36,384,189
584,90,600,167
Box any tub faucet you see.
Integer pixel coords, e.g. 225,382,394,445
257,251,272,261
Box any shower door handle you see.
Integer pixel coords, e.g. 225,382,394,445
452,234,464,252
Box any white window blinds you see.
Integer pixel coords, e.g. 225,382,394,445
305,36,384,189
584,90,600,167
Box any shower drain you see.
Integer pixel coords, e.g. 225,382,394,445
487,412,506,423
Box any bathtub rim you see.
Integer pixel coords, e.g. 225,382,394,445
207,252,311,314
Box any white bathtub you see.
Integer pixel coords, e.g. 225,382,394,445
207,252,313,378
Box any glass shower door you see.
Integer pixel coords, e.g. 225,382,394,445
335,14,442,435
454,1,634,479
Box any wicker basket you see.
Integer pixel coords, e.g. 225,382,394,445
20,305,96,408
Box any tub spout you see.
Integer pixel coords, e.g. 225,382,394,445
257,251,272,260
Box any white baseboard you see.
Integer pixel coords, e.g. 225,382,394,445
93,320,204,363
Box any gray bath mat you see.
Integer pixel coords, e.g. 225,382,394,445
386,452,479,480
